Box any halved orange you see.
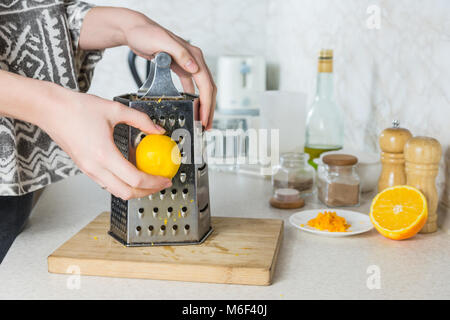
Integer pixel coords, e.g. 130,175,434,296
370,185,428,240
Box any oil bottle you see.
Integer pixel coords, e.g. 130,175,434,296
304,49,344,169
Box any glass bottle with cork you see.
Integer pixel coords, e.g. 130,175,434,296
304,49,344,169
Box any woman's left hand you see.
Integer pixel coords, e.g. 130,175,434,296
80,8,216,129
126,24,216,129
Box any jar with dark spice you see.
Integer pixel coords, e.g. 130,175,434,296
272,152,315,197
318,154,360,207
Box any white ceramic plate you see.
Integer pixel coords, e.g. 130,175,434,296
289,209,374,237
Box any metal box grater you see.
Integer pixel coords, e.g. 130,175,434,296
109,52,213,246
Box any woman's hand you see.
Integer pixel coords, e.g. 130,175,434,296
80,7,217,129
40,88,172,200
125,24,217,130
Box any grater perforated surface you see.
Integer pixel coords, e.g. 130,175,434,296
109,55,212,246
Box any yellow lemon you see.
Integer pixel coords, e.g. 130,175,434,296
136,134,181,179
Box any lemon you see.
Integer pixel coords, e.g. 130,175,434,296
136,135,181,179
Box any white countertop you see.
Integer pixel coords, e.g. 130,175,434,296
1,170,449,300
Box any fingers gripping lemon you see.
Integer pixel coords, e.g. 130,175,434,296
136,135,181,179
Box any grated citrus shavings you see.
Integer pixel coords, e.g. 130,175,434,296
307,211,351,232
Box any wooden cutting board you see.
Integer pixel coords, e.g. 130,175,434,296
48,212,283,286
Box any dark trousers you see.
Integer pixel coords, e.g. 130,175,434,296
0,192,34,263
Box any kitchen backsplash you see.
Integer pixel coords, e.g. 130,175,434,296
87,0,267,98
88,0,449,207
265,0,450,207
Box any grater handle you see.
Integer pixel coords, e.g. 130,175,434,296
136,60,155,97
138,52,182,98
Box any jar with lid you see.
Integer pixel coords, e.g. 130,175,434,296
318,154,360,207
272,152,315,198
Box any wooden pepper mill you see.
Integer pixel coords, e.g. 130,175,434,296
378,120,413,192
404,136,442,233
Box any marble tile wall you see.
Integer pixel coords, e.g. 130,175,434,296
265,0,450,206
87,0,449,206
87,0,268,98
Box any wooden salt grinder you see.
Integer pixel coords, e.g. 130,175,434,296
404,136,442,233
378,121,412,192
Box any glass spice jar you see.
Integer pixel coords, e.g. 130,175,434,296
318,154,360,207
272,152,315,197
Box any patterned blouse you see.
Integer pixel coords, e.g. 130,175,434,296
0,0,102,195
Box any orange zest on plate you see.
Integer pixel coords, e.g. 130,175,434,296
307,211,351,232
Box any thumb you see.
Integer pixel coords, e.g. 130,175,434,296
116,106,165,135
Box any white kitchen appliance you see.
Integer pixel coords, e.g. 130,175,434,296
217,55,266,112
259,91,307,154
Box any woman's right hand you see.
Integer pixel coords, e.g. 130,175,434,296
40,88,172,200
